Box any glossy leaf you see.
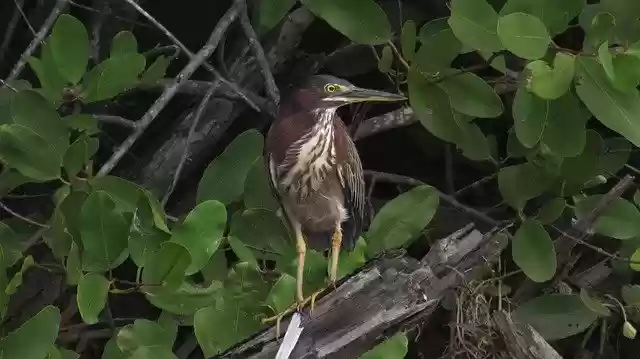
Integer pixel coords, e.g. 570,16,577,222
514,294,599,340
302,0,391,45
448,0,503,52
50,14,89,84
265,273,296,314
197,129,264,205
129,226,169,268
512,86,548,148
145,281,222,315
575,56,640,147
79,190,130,271
142,242,191,292
574,196,640,239
498,162,554,210
365,184,439,253
77,272,110,324
170,200,226,274
110,31,138,57
437,72,503,118
228,236,259,270
512,220,556,282
525,53,576,100
0,124,62,180
401,20,417,62
360,333,408,359
497,12,550,60
258,0,296,32
0,306,60,359
11,90,69,155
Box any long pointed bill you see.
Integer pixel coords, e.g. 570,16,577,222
328,87,406,103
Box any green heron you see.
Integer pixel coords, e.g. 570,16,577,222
265,75,406,311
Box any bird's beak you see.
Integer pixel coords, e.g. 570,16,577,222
328,87,406,103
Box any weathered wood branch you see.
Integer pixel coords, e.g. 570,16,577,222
492,310,562,359
216,223,508,359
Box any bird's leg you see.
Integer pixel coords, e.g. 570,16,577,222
295,224,307,306
329,226,342,287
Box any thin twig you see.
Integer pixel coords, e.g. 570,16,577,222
95,115,137,129
162,79,219,205
4,0,69,83
363,170,502,228
0,201,48,228
121,0,260,111
0,0,26,66
13,0,37,36
96,0,242,177
239,1,280,105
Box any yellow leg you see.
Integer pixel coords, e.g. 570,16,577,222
329,227,342,286
294,223,306,305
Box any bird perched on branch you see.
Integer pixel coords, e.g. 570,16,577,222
265,74,406,313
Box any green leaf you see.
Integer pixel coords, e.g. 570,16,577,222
139,188,171,233
458,122,493,162
49,14,89,83
66,241,82,286
243,157,279,211
145,281,222,315
11,90,69,155
201,249,228,284
129,227,169,268
129,346,178,359
598,41,615,81
437,72,503,118
170,200,226,274
77,272,110,324
448,0,503,52
512,220,556,282
635,190,640,206
5,255,34,295
110,31,138,57
259,0,297,32
63,114,100,135
599,137,631,178
514,294,599,340
338,236,367,278
27,41,67,102
116,319,175,354
301,0,391,45
377,46,393,73
497,12,550,60
574,196,640,239
622,285,640,306
90,176,142,213
140,55,171,87
498,162,554,210
560,130,603,186
0,222,23,267
230,209,293,258
535,198,566,224
401,20,417,62
540,91,589,158
360,333,409,359
500,0,585,35
525,53,576,100
80,190,130,271
0,306,60,359
63,134,99,177
197,129,264,205
579,288,611,317
512,86,549,148
575,56,640,147
142,242,191,292
266,273,296,314
0,124,62,180
610,54,640,92
415,18,462,72
585,12,616,48
228,236,259,270
82,54,146,102
365,185,439,254
44,208,73,260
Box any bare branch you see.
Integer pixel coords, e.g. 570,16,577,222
0,201,48,228
95,115,137,129
4,0,69,83
96,0,242,177
0,0,25,65
161,80,219,205
12,0,37,36
239,1,280,105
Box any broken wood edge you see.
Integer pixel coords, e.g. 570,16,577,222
493,310,562,359
216,223,508,359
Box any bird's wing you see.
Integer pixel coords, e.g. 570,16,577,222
265,152,295,233
337,133,366,250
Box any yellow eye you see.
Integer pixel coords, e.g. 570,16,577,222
324,84,340,93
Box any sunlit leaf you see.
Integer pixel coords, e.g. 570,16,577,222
365,184,439,254
77,272,110,324
265,273,296,314
197,129,264,205
498,12,550,60
525,53,576,100
301,0,391,45
50,14,89,84
514,294,599,340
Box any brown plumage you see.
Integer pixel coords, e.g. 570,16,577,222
265,74,405,307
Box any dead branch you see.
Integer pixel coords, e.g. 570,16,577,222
492,310,562,359
217,224,508,358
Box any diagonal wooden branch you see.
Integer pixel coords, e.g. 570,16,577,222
217,224,508,358
4,0,69,83
492,310,562,359
96,0,243,177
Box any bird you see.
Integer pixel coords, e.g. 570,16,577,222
264,74,406,312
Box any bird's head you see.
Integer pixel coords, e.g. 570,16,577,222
294,74,406,111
